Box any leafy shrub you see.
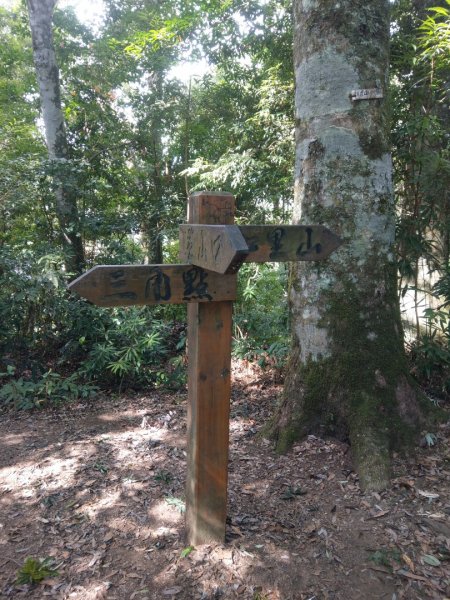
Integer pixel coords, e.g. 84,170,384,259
408,269,450,398
0,247,68,354
79,307,186,390
16,557,59,585
368,548,401,571
0,367,97,410
233,263,289,368
0,245,187,396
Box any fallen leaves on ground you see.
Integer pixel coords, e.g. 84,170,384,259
0,362,449,599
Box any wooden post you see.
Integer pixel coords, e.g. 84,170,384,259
68,190,342,545
186,191,235,544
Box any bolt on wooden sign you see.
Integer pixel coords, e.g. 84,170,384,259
69,191,342,545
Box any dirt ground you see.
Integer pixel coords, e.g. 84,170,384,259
1,362,449,600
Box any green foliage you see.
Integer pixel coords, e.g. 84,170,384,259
1,0,450,411
281,486,306,500
233,263,289,367
92,461,108,474
409,308,450,396
424,432,438,446
0,245,186,400
180,545,195,558
253,592,270,600
0,368,97,410
1,0,293,408
165,495,186,513
368,548,401,571
392,0,450,397
0,248,68,353
420,1,450,82
154,469,173,484
16,557,59,585
405,267,450,396
183,63,294,222
79,307,186,390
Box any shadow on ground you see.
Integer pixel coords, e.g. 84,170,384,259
0,366,449,599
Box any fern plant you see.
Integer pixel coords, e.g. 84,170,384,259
80,307,182,389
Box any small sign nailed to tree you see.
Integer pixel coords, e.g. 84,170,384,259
350,88,383,101
69,191,342,544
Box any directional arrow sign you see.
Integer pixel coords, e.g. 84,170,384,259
68,264,237,307
239,225,342,263
179,224,249,274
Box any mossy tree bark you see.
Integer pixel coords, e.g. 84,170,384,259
27,0,85,274
272,0,423,491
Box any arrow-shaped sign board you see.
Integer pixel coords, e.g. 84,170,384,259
68,264,237,307
240,225,342,263
179,224,248,275
179,224,341,273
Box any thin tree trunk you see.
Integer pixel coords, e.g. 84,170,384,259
271,0,424,491
27,0,84,274
184,77,192,199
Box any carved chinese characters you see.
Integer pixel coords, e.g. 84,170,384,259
68,265,237,307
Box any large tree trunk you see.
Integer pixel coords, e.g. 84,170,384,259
27,0,84,274
272,0,423,491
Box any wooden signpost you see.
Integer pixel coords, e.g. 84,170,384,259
69,191,342,545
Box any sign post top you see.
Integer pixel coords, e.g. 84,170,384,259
189,191,234,197
187,192,235,225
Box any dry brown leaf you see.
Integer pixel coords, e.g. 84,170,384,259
368,565,391,575
417,489,440,499
396,569,427,581
162,586,183,595
401,553,415,572
395,478,415,489
366,509,390,520
88,552,103,567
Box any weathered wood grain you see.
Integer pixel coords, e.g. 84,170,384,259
186,192,235,545
239,225,342,263
179,224,249,274
68,264,237,307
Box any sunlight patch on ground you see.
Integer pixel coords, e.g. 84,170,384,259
95,409,141,423
148,498,184,527
0,455,80,495
76,489,122,520
89,426,186,464
1,433,27,447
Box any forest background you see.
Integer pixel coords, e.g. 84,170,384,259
0,0,449,411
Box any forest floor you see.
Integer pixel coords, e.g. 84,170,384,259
1,361,449,600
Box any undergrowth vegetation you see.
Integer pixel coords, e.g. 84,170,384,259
0,246,290,409
0,0,449,409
